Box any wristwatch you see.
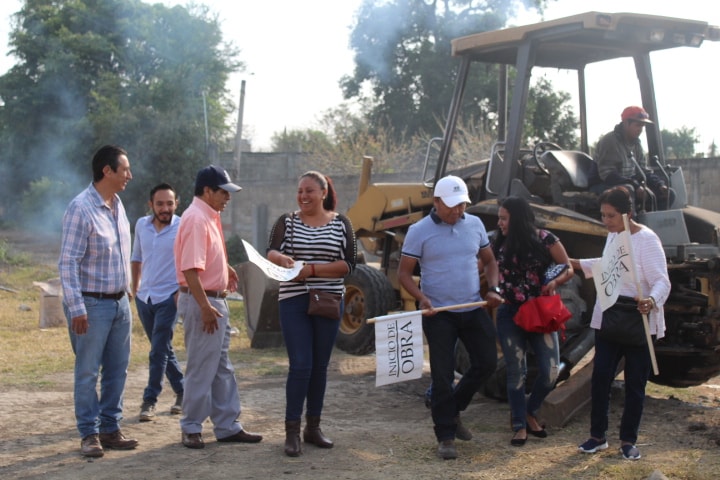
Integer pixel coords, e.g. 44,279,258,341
488,286,502,295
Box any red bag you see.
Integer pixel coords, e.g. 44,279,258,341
513,294,572,334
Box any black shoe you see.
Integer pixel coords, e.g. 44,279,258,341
527,415,547,438
217,429,263,443
528,426,547,438
510,431,527,447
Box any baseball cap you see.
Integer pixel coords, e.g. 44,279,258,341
195,165,242,192
434,175,470,207
621,106,653,124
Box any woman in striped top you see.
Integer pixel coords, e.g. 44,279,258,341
267,171,356,457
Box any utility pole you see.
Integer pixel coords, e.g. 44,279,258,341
231,80,246,235
201,90,210,155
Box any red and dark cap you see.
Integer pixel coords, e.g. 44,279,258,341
621,106,653,124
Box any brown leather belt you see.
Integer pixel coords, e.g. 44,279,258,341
82,291,125,300
179,286,228,298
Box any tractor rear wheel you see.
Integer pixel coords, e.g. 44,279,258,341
336,264,395,355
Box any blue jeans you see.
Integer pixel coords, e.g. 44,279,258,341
423,308,497,441
64,295,132,438
136,294,184,404
279,293,342,421
590,331,651,444
496,303,560,432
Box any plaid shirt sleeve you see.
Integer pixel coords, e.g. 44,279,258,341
59,199,91,319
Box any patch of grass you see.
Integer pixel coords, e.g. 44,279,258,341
225,300,288,376
0,285,155,388
0,265,58,292
0,239,33,267
646,381,710,404
0,258,289,388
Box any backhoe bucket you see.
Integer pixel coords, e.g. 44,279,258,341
236,262,283,348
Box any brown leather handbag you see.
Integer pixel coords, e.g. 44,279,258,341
307,288,342,320
289,212,343,320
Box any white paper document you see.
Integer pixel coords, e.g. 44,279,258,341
242,239,304,282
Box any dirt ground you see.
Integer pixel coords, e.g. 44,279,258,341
1,350,719,480
1,230,719,479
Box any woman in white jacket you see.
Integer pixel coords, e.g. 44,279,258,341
571,186,670,461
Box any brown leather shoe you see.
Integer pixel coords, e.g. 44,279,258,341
454,415,473,441
284,420,302,457
80,434,104,458
182,432,204,449
98,430,139,450
303,416,333,448
217,429,263,443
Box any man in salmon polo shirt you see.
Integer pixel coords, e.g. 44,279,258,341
174,165,263,449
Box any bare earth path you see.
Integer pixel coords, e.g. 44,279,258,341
1,350,719,480
1,229,719,479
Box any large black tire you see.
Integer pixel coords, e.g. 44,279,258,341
335,264,396,355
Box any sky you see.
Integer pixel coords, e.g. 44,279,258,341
1,0,719,152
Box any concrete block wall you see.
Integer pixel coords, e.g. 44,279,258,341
220,151,418,250
220,152,720,251
673,157,720,213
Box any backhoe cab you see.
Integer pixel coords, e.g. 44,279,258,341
242,12,720,393
340,12,720,389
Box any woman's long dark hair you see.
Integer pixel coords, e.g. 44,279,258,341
493,196,550,269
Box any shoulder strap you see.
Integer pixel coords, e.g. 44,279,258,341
289,212,295,259
289,212,310,289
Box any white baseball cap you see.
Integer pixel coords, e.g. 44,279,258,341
434,175,470,207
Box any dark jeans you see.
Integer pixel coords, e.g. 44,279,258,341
496,303,559,432
136,294,184,404
423,308,497,441
590,331,651,444
279,293,342,421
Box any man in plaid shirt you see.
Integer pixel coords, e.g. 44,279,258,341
59,145,138,458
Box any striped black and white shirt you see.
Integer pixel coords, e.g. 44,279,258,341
268,212,356,300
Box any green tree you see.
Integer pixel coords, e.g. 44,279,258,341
0,0,241,222
707,140,717,158
525,76,578,148
661,126,699,159
268,104,428,174
341,0,553,141
271,129,334,153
